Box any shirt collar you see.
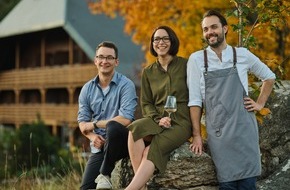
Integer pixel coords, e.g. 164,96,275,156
206,44,230,53
93,71,119,86
156,56,178,70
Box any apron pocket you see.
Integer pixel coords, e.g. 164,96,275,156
207,102,230,131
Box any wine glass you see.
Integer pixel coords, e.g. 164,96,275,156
164,96,177,118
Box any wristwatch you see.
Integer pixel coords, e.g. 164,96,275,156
93,121,99,129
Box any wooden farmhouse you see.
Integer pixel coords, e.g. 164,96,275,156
0,0,143,150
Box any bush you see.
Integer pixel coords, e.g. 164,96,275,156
16,119,60,170
0,116,84,187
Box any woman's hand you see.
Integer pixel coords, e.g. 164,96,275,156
159,117,171,128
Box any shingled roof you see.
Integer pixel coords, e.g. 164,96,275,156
0,0,143,81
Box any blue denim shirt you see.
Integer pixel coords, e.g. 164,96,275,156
77,71,137,139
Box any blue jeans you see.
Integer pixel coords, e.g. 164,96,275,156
219,177,257,190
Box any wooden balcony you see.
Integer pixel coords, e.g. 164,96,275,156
0,64,97,90
0,104,79,127
0,64,97,128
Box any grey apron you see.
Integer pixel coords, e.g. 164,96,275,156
203,47,261,182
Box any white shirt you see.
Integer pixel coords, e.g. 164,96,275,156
187,45,276,107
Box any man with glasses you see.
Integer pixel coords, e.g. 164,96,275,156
78,41,137,190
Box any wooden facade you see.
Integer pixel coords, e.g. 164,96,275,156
0,28,96,148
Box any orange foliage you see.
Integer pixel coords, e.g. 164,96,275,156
88,0,234,65
88,0,289,139
88,0,289,78
256,108,272,125
87,6,289,97
259,108,271,116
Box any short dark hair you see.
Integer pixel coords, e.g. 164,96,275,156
96,41,118,58
203,10,228,26
203,10,228,35
149,26,179,57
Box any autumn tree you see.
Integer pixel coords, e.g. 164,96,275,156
88,0,289,79
88,0,289,136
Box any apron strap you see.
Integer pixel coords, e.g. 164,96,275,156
203,47,237,73
203,49,208,75
232,46,237,68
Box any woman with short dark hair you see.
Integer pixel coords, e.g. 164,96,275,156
125,26,192,190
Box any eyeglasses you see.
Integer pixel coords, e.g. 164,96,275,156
153,36,170,44
95,55,116,61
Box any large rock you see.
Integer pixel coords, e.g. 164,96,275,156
112,80,290,190
111,143,218,190
257,158,290,190
149,143,217,189
258,81,290,179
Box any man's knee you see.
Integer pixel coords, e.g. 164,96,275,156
106,120,122,132
106,120,127,139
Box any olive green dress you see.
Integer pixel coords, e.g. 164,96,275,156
128,56,192,173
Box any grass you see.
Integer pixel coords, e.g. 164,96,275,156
0,169,81,190
0,124,88,190
0,149,88,190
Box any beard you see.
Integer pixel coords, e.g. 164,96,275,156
205,31,225,48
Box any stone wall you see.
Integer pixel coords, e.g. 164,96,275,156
112,80,290,190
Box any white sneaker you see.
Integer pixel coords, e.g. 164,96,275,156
95,174,112,190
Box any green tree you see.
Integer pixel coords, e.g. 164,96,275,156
229,0,289,79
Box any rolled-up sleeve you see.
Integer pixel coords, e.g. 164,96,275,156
247,49,276,81
118,80,138,121
187,53,203,107
77,83,93,123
